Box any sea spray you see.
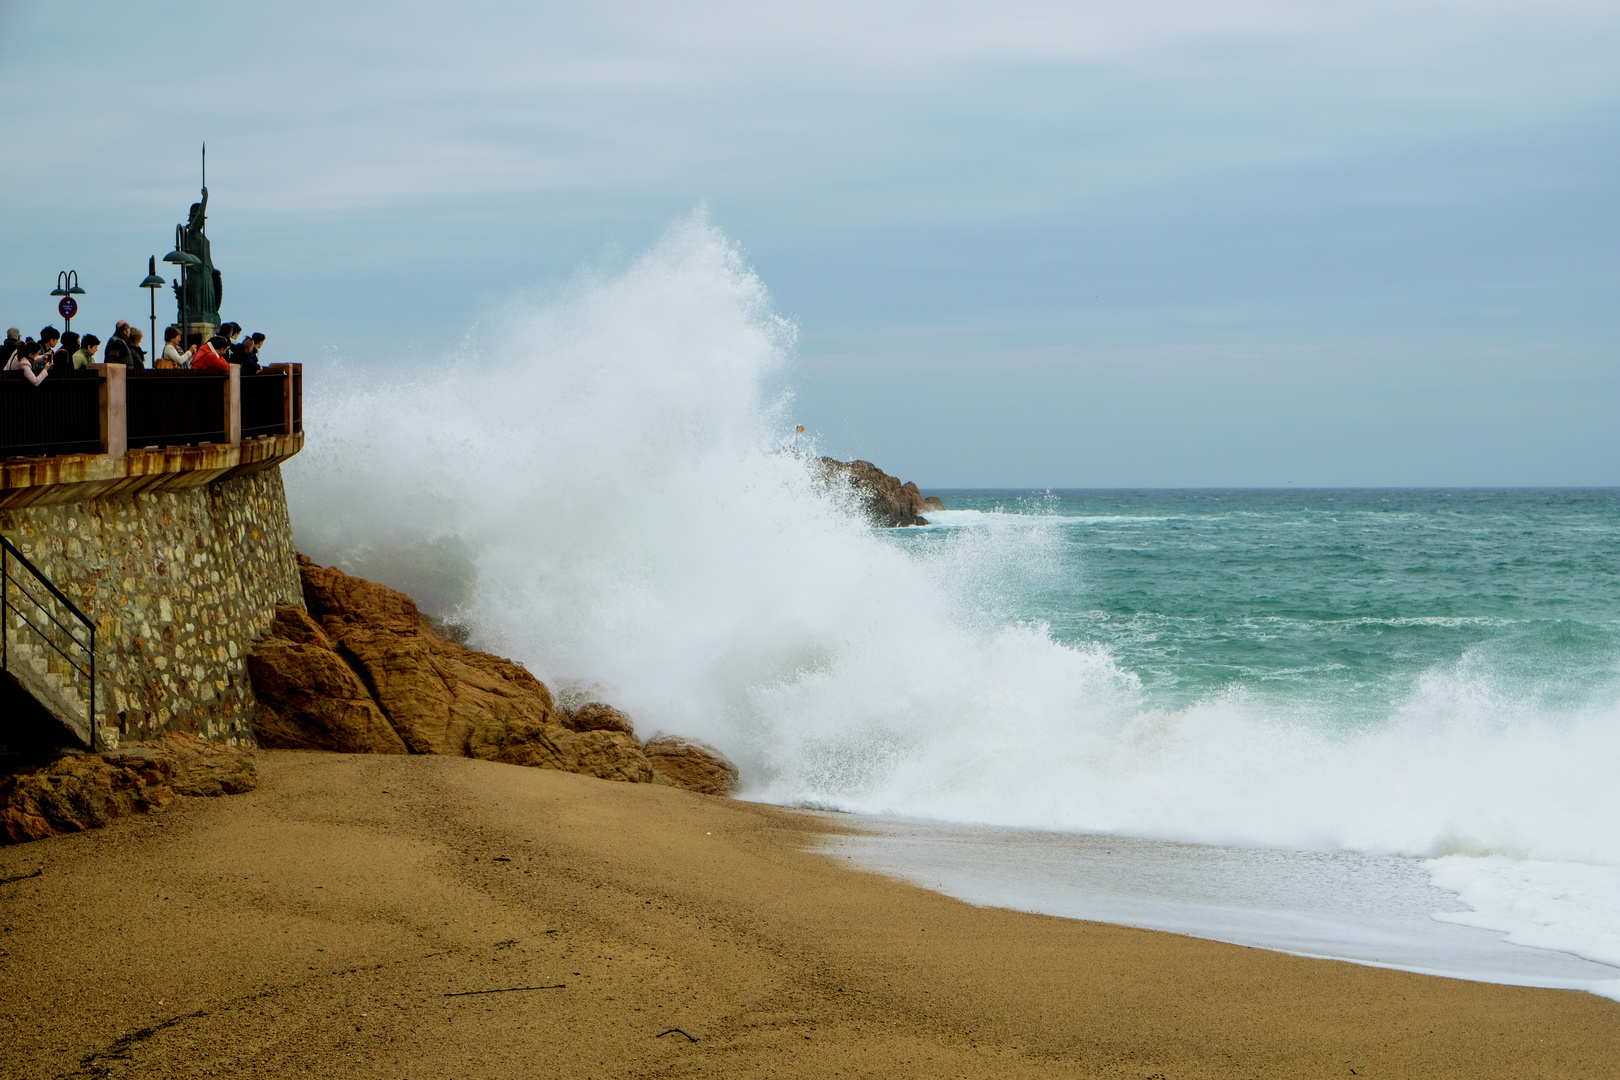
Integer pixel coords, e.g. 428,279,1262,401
283,215,1620,895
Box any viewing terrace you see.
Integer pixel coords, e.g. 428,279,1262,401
0,363,303,509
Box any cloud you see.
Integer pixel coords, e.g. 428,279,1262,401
4,0,1618,220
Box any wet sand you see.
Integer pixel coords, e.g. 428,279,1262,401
1,751,1616,1079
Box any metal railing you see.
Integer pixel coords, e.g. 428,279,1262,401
241,370,290,439
127,369,228,449
0,373,102,457
0,362,302,460
1,533,96,749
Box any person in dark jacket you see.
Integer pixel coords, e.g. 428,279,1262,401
102,321,132,367
126,327,148,370
227,331,263,373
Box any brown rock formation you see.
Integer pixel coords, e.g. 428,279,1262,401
297,557,561,757
248,609,408,755
0,733,255,844
494,723,653,783
561,702,637,735
645,736,741,796
249,558,680,787
817,458,943,527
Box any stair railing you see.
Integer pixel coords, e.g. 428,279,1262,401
1,533,97,749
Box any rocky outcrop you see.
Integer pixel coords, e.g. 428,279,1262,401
299,558,560,757
249,558,739,795
248,609,408,755
818,458,944,527
561,702,637,735
493,723,652,783
645,736,741,796
0,733,256,844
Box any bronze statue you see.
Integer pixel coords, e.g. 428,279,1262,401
171,160,223,342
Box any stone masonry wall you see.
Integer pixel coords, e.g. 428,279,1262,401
0,467,301,745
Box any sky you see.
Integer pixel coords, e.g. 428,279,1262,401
1,0,1616,485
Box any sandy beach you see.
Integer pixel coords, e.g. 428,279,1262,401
1,752,1615,1080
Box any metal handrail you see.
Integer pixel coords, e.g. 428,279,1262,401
1,533,97,749
5,574,94,652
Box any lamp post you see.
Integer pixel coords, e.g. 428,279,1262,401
162,224,202,345
139,256,166,358
48,270,86,333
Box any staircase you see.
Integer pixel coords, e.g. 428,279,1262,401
1,535,98,751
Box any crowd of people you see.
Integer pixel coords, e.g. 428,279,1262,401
1,320,267,385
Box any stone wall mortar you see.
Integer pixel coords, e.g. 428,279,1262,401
0,467,301,745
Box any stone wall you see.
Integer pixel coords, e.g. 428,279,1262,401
0,467,301,746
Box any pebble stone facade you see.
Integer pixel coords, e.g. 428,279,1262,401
0,467,302,745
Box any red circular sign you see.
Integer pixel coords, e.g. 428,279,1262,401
58,296,77,320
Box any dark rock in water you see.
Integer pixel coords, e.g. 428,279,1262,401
817,458,944,527
644,736,741,796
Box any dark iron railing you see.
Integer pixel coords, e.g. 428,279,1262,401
0,373,102,457
0,362,302,460
1,532,95,749
241,371,289,440
126,369,228,449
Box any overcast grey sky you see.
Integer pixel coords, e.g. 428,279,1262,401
2,0,1616,485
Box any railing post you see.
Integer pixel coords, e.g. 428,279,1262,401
272,364,295,435
225,364,242,447
99,364,127,458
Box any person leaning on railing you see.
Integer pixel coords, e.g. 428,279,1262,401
72,335,100,371
190,335,230,373
4,339,53,386
159,325,194,369
228,331,265,373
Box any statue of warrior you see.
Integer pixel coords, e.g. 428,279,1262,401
173,186,223,337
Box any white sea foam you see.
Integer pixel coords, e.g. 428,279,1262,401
820,819,1620,996
283,213,1620,983
1426,856,1620,999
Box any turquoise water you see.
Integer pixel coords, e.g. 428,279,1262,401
903,489,1620,725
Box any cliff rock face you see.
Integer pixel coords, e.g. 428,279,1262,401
248,609,407,755
818,458,944,527
249,558,737,795
0,733,256,844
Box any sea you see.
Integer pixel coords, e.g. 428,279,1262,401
285,214,1620,1001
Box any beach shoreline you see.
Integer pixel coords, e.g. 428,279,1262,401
2,752,1616,1079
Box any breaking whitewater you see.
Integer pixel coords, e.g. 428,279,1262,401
284,214,1620,999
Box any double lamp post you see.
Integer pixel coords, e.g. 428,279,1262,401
45,245,186,355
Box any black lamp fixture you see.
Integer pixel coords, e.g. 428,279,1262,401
162,224,201,268
49,270,86,297
140,256,167,360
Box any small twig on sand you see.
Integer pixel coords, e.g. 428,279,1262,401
657,1028,699,1042
443,984,565,997
0,868,42,886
